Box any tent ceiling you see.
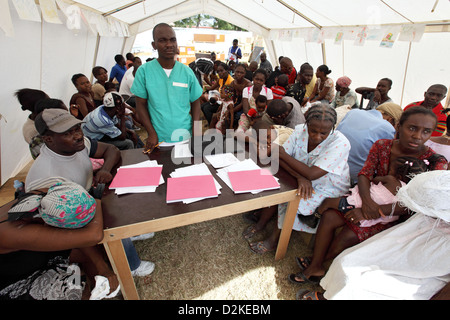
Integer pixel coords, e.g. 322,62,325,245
72,0,450,33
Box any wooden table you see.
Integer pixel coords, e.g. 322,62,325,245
101,147,300,300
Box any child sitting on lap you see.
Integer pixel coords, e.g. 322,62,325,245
271,74,289,100
236,95,268,133
214,85,236,134
246,95,268,127
316,154,446,227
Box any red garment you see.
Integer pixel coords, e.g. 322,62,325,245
404,101,447,136
359,139,447,180
271,85,286,99
342,138,448,242
247,108,258,117
288,67,297,84
335,209,398,242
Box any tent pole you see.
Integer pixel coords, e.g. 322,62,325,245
400,41,412,107
40,10,43,90
103,0,146,17
444,85,450,109
321,42,327,65
90,34,101,83
271,39,279,68
277,0,322,29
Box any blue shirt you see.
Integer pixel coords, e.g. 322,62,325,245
110,63,127,84
228,46,242,63
131,59,203,143
337,109,395,184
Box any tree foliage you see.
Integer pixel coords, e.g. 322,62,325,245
173,14,247,31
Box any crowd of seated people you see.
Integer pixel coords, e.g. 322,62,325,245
199,54,449,300
8,42,450,301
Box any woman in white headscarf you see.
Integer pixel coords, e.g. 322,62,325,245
296,170,450,300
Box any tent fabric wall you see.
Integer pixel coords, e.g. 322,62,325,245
0,4,41,185
0,4,123,185
95,36,127,77
402,32,450,107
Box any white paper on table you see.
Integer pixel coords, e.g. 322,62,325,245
159,139,190,147
170,163,221,204
173,143,193,158
216,159,279,194
204,153,240,168
114,160,164,195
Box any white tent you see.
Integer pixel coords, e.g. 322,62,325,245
1,0,449,185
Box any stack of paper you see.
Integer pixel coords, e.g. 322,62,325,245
204,153,240,168
228,169,280,193
109,160,164,195
173,142,193,158
167,163,222,204
216,159,279,194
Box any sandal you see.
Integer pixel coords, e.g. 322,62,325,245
295,256,312,271
242,225,259,240
296,289,325,300
288,271,322,285
249,241,274,254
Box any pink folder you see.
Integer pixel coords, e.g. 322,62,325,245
166,175,218,203
228,169,280,193
109,166,163,189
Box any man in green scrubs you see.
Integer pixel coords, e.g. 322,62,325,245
132,23,203,150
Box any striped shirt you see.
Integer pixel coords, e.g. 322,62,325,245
81,106,122,140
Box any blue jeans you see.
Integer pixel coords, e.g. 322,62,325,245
122,238,141,271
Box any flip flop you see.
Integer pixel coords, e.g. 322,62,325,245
249,241,274,254
288,271,321,285
295,256,312,271
242,224,259,240
296,289,324,300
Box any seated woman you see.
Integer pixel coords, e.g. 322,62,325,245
212,85,236,134
314,154,446,228
244,103,351,254
69,73,96,120
235,68,273,134
293,106,448,285
91,66,108,107
330,76,359,109
309,65,335,104
201,62,234,125
299,170,450,300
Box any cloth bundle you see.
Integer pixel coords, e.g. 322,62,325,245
321,171,450,300
6,180,96,229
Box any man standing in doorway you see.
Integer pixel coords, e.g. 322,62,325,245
227,39,242,64
131,23,203,151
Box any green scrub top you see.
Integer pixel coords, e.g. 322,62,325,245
131,59,203,142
